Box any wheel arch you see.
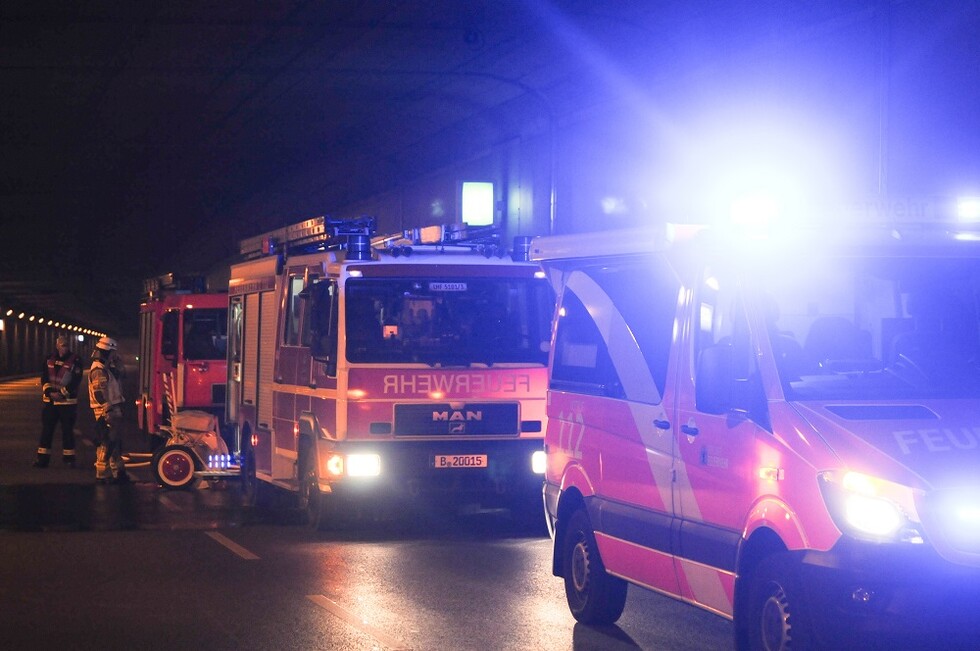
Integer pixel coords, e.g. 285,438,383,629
733,526,788,646
552,463,597,576
552,486,586,576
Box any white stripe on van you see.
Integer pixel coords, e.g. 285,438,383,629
566,271,662,404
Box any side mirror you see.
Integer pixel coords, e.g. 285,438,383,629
696,344,733,415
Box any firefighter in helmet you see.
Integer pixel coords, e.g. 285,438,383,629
88,336,129,484
34,334,83,468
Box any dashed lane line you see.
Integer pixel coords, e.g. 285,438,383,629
307,594,411,651
158,495,182,512
205,531,260,560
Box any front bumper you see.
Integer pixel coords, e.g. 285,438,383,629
799,536,980,646
317,437,545,506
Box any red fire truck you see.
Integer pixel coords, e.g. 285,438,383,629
225,216,554,529
137,273,229,444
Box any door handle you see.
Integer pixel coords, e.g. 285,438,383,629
653,419,671,430
681,424,700,437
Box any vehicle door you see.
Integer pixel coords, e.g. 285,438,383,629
671,265,777,617
274,267,318,456
182,306,227,412
549,254,682,594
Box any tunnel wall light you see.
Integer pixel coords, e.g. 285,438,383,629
460,181,495,226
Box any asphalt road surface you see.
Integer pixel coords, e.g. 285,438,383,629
0,371,734,651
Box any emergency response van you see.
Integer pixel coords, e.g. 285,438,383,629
226,216,554,529
137,273,228,439
532,210,980,649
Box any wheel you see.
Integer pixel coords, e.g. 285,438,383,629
297,442,334,531
744,553,814,651
240,440,261,507
152,445,198,490
561,507,627,624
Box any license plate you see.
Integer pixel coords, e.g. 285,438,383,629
434,454,488,469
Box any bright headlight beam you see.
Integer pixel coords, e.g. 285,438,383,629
845,494,903,537
531,450,547,474
347,454,381,477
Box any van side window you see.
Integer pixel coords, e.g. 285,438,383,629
593,258,679,400
694,273,768,426
551,258,679,403
552,288,623,398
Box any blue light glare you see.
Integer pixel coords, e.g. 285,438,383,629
655,101,849,226
956,196,980,222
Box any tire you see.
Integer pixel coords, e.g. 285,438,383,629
744,553,814,651
297,441,334,531
240,440,262,507
561,507,627,624
152,445,198,490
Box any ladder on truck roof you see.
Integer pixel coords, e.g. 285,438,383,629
238,215,512,260
143,273,209,299
238,216,376,259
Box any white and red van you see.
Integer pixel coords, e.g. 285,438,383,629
532,212,980,649
226,217,554,529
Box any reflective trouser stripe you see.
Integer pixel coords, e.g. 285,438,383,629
37,447,51,454
95,445,109,479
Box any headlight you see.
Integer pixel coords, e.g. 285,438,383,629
531,450,547,474
818,470,924,544
346,453,381,477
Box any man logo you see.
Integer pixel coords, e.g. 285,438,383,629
432,410,483,422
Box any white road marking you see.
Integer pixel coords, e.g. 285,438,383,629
307,594,410,651
205,531,260,560
158,495,182,512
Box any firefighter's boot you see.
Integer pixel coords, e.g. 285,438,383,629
95,444,110,482
63,449,76,468
108,451,128,484
33,448,50,468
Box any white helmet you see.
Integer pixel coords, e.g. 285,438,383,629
96,336,118,351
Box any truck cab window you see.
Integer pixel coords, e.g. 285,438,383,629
283,275,305,347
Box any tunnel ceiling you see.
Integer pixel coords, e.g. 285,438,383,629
2,1,976,335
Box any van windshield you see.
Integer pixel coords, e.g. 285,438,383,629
761,256,980,401
345,276,554,366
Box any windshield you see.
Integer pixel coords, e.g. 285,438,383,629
183,307,228,361
761,256,980,401
345,276,554,366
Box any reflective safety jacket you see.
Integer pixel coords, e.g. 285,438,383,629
41,351,82,406
88,357,124,419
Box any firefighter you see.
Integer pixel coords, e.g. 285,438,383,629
88,336,129,484
34,335,84,468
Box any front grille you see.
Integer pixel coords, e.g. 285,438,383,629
394,403,519,436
